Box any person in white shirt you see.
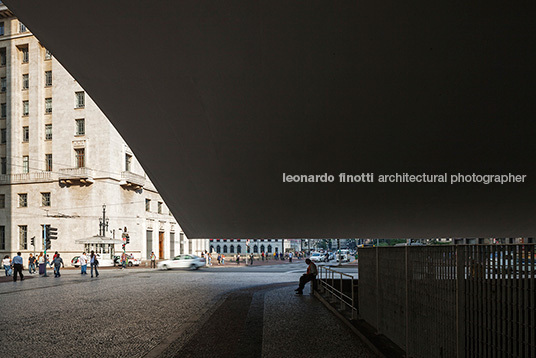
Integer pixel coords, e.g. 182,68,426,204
79,252,88,275
2,255,11,276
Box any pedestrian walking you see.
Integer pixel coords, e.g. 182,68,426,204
250,254,254,265
28,253,36,274
52,251,59,276
79,252,88,275
217,254,221,265
53,253,64,277
150,251,156,268
12,252,24,282
261,252,265,261
221,254,225,265
3,255,11,276
90,251,99,278
289,252,293,263
38,253,45,275
236,253,240,265
295,258,318,295
121,252,127,269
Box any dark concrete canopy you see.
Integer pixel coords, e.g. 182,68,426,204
5,0,536,239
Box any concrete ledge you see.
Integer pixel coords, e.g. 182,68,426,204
314,290,405,358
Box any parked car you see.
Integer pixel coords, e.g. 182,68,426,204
158,254,205,270
71,254,113,267
114,254,141,267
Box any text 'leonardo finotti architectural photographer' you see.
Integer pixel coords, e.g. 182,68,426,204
282,173,527,185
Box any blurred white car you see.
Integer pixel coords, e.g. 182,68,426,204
310,252,325,262
158,254,205,270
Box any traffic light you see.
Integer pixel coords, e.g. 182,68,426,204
125,234,130,245
30,236,35,246
45,238,51,250
122,243,126,250
47,226,58,240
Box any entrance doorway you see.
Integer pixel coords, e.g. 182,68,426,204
159,232,164,259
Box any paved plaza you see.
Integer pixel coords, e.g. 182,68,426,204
1,264,375,358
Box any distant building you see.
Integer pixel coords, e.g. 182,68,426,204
209,239,293,256
0,6,207,263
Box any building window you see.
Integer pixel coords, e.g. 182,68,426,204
1,157,5,174
21,47,29,63
19,225,27,250
75,119,85,135
0,226,4,250
22,156,29,173
45,49,52,60
125,154,132,172
75,148,85,168
45,154,52,171
158,202,163,214
45,98,52,113
75,91,85,108
45,71,52,86
23,100,29,116
19,193,27,207
1,103,6,118
145,199,151,212
0,194,4,208
0,22,4,36
45,124,52,140
0,48,6,66
42,192,51,207
1,77,5,92
1,128,6,144
19,22,27,33
22,74,29,90
22,126,29,142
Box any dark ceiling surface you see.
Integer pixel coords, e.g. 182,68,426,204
5,0,536,238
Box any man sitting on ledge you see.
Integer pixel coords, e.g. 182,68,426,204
295,258,318,295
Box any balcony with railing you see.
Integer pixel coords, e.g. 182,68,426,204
120,171,145,190
58,167,94,185
0,171,55,185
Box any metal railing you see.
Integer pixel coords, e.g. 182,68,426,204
358,244,536,358
318,266,358,319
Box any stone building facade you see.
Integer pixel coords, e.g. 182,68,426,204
0,6,207,264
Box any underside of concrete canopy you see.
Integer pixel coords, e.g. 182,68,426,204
5,0,536,239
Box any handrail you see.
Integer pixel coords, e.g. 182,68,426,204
317,266,358,319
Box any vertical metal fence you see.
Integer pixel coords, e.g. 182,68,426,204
358,244,536,358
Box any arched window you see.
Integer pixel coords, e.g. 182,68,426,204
210,245,214,253
253,245,258,253
267,245,272,253
230,245,235,253
275,247,279,253
216,245,221,253
223,245,228,253
260,245,265,253
237,245,242,253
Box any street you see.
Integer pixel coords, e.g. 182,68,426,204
0,263,373,358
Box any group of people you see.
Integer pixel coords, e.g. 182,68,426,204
76,251,100,277
2,253,25,281
1,250,101,281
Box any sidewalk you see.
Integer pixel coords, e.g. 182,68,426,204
156,283,377,358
